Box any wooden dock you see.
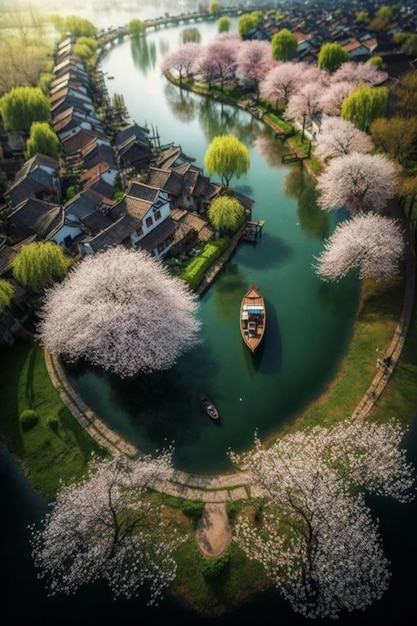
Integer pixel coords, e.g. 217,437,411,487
282,152,309,164
196,220,265,296
242,220,265,243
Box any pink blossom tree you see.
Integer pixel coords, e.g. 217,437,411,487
198,36,239,91
30,451,181,603
331,61,388,87
235,40,275,101
37,247,201,378
260,61,304,109
319,81,356,116
316,152,399,213
230,418,415,619
315,117,374,159
284,83,323,140
160,42,202,86
314,213,406,281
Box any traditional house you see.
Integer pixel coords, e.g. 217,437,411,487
114,122,154,171
4,154,61,209
7,198,63,242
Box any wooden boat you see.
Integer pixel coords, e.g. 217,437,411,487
240,284,266,352
199,391,219,420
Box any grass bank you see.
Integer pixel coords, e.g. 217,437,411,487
0,340,106,497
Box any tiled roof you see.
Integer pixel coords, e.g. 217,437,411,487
8,198,63,239
137,216,178,253
145,167,184,196
171,209,215,242
82,214,139,252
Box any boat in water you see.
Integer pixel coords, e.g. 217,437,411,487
240,284,266,352
199,391,219,420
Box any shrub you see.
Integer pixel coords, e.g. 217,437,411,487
181,237,229,290
20,409,39,431
47,416,59,432
199,549,231,579
181,500,205,523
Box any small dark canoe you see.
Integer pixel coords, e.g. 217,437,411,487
199,391,219,420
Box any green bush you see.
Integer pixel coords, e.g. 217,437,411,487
47,416,59,432
181,500,205,522
181,237,229,290
199,549,231,579
20,409,39,431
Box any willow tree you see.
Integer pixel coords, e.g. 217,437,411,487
204,135,250,187
208,194,246,232
218,16,231,33
317,42,349,72
25,122,60,159
0,86,50,133
341,84,389,131
0,280,14,315
271,28,298,61
12,241,68,293
128,19,146,36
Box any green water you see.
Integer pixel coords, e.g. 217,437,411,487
67,21,360,474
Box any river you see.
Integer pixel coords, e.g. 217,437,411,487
66,16,359,475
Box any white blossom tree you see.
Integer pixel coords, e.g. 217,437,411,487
314,213,406,281
37,247,201,378
30,451,180,603
315,117,374,159
230,419,415,620
316,152,399,213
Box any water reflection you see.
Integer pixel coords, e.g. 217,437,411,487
164,81,197,122
282,165,330,239
130,35,157,73
180,27,201,43
254,132,287,168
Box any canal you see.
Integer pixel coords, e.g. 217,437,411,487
66,18,359,474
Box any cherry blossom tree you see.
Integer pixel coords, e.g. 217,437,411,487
316,152,399,213
315,117,374,159
37,247,201,378
285,83,323,140
198,35,239,91
260,62,304,109
331,61,388,87
160,42,202,87
30,451,181,603
230,419,415,620
319,81,356,116
236,40,275,101
314,213,406,281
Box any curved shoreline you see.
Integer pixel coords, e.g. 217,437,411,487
45,219,416,502
45,25,416,503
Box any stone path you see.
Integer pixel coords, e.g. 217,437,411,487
196,503,232,557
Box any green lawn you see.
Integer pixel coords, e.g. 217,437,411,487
0,340,106,497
